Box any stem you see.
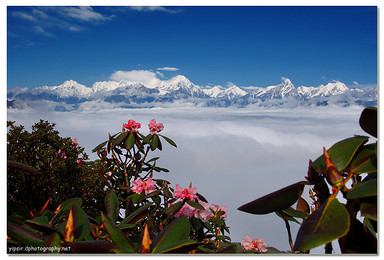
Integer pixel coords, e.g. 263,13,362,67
282,214,295,253
325,242,333,254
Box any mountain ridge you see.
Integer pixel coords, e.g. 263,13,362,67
7,75,377,111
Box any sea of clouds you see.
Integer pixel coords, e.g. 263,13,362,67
7,104,369,253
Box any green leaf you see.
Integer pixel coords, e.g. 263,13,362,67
44,232,61,253
147,157,160,163
360,202,377,221
363,218,377,238
50,197,82,224
7,160,42,175
131,192,145,204
150,215,192,253
150,134,159,151
275,211,301,225
349,143,377,174
160,135,177,148
238,181,309,214
283,207,309,219
312,136,369,173
165,201,184,215
293,197,350,252
105,191,119,223
125,133,135,150
186,200,205,210
71,203,93,241
346,178,377,199
359,107,377,138
101,212,136,252
118,203,152,227
7,221,46,247
8,201,30,219
92,140,108,152
113,132,129,148
25,216,59,235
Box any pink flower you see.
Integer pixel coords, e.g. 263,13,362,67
241,235,267,252
131,178,156,195
210,204,227,219
124,120,141,132
194,200,214,221
174,203,195,218
148,119,164,134
174,184,198,201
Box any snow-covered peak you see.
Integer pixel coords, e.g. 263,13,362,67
224,84,248,97
92,81,120,92
203,85,224,98
40,80,92,97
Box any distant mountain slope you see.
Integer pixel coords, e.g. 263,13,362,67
7,76,377,111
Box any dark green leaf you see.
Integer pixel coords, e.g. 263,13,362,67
363,218,376,238
165,201,184,215
150,135,159,151
131,192,145,204
105,191,119,223
113,132,128,148
150,215,192,253
350,143,377,174
119,203,152,227
7,221,46,247
101,212,136,252
238,181,309,214
92,140,108,152
276,211,301,225
147,157,160,163
293,197,350,252
186,200,205,210
44,232,61,253
283,207,309,219
360,202,377,221
346,178,377,199
160,135,177,148
359,107,377,138
71,203,93,241
125,133,135,150
7,160,42,175
8,201,30,219
312,136,369,173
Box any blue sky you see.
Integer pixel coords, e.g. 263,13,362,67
7,5,377,89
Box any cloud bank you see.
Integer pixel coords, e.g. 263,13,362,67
7,105,366,253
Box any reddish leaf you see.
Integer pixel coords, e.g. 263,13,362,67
238,181,310,215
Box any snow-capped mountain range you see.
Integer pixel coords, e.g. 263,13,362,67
7,75,377,111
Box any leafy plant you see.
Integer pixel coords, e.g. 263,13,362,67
238,107,377,254
7,119,235,254
7,120,107,216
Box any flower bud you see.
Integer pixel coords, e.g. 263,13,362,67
323,147,343,186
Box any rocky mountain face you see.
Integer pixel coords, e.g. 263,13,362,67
7,75,377,111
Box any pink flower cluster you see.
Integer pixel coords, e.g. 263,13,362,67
148,119,164,134
124,120,141,132
241,235,267,252
172,184,227,221
174,184,198,200
174,199,228,221
57,149,67,159
123,119,164,134
131,178,156,195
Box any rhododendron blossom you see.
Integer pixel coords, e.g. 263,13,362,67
210,204,228,219
174,203,195,218
174,184,198,200
241,235,267,252
131,178,156,195
148,119,164,134
124,120,141,132
194,200,214,221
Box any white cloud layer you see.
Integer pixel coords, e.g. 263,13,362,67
157,67,180,71
109,70,159,85
7,105,367,253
